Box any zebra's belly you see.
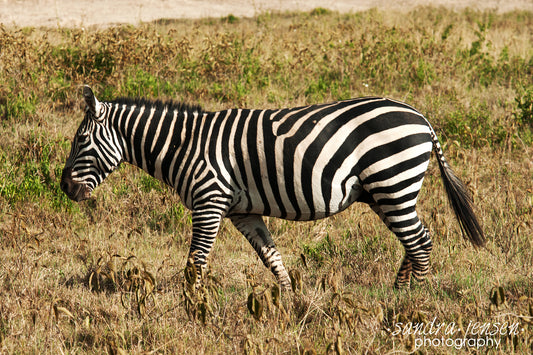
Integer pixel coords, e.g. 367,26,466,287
326,178,365,216
229,176,364,221
297,177,364,220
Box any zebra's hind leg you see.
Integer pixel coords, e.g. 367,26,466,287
369,203,433,288
395,257,413,288
229,214,292,291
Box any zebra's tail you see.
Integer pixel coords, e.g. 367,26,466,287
430,130,486,248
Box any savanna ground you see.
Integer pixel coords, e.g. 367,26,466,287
0,6,533,354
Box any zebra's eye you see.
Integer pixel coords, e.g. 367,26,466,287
78,132,90,142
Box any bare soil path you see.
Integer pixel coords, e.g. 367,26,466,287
1,0,532,28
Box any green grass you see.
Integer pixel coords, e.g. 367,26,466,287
0,7,532,354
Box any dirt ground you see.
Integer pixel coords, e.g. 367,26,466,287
1,0,532,28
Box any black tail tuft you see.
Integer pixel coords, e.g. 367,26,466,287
436,154,485,248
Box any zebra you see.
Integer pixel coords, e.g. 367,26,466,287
61,85,485,290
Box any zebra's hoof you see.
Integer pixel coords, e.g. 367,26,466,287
393,279,411,289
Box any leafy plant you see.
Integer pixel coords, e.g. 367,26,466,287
515,86,533,127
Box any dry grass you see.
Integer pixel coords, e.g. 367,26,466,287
0,7,532,354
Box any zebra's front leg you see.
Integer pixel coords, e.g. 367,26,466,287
187,208,224,288
229,214,292,291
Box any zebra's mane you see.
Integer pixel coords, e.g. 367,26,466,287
110,97,204,115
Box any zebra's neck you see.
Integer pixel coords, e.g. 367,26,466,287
107,98,206,189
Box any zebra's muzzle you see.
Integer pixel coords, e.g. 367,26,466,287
60,167,91,202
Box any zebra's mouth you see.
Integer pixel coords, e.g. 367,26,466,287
60,167,91,202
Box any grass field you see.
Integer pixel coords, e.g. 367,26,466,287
1,6,532,354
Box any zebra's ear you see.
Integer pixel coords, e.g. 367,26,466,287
83,85,103,118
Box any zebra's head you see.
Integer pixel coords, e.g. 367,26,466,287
60,86,123,202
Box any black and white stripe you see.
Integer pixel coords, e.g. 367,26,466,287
61,86,485,290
